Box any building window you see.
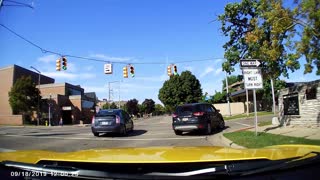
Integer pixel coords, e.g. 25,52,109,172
82,100,94,109
306,85,317,100
68,88,81,96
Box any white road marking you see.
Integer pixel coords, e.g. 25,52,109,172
0,148,16,152
3,134,205,141
233,122,252,127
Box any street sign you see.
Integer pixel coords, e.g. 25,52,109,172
240,59,262,68
243,68,263,89
104,64,113,74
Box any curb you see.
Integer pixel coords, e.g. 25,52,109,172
218,133,246,149
224,114,275,121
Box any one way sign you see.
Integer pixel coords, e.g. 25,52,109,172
240,59,262,68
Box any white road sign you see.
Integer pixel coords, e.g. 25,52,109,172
104,64,113,74
243,68,263,89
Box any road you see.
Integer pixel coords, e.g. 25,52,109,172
0,115,273,152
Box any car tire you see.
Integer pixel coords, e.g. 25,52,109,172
174,130,183,135
93,132,99,137
121,125,127,136
219,118,225,130
206,122,212,135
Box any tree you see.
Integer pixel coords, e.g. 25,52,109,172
222,75,243,91
109,102,118,109
154,104,165,115
9,76,41,116
126,99,139,115
257,78,286,110
102,102,110,109
158,71,202,109
218,0,320,78
142,99,155,114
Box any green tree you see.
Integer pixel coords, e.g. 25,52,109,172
142,99,155,114
257,78,286,110
212,91,228,103
154,104,165,115
158,71,202,108
8,76,41,116
109,102,118,109
126,99,139,115
218,0,320,78
222,75,243,91
102,102,110,109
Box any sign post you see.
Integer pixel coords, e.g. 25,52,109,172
241,59,263,136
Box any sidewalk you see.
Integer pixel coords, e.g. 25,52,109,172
248,125,320,140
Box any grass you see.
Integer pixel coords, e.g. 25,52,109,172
224,111,274,120
258,121,272,127
224,131,320,148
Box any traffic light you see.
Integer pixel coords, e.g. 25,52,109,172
130,65,135,77
56,58,61,71
123,66,128,78
173,65,178,75
62,57,67,70
167,65,172,76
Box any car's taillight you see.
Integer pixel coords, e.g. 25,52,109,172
193,112,205,116
172,113,178,118
116,115,120,124
91,116,95,124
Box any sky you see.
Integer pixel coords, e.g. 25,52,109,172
0,0,318,104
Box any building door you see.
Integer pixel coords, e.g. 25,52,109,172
62,110,72,124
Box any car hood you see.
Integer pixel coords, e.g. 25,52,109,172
1,145,320,164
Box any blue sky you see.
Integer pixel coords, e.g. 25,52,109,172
0,0,318,104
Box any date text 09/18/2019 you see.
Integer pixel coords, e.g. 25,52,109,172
11,171,79,177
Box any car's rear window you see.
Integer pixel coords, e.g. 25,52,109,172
176,105,203,114
96,110,119,117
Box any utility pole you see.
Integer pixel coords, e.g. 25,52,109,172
30,66,41,126
246,89,249,116
225,71,232,116
271,78,276,115
49,94,52,126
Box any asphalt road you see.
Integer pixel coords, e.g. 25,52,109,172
0,115,274,152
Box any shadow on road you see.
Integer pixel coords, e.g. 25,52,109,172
181,126,230,137
99,130,148,137
24,133,77,136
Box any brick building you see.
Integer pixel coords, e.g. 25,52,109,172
0,64,96,125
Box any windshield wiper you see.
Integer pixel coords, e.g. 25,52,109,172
1,152,320,179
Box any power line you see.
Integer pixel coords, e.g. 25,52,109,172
3,0,33,9
0,23,225,64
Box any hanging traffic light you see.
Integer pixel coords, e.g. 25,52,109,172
56,58,61,71
123,66,128,78
173,65,178,75
130,65,135,77
167,65,172,76
62,57,67,70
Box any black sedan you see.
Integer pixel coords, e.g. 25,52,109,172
91,109,134,136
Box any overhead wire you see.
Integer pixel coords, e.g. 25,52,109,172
0,23,226,65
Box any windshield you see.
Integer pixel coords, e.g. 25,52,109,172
0,0,319,178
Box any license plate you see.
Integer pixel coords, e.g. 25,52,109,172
182,118,189,121
100,121,110,125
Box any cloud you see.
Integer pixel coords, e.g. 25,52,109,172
37,55,58,63
200,67,214,78
85,65,94,71
42,71,96,80
89,54,132,62
215,68,223,75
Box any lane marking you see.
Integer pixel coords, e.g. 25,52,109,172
2,134,205,141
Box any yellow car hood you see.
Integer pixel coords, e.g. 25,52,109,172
1,145,320,164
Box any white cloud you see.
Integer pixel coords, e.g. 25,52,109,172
215,68,223,75
37,55,58,63
82,86,107,93
89,54,132,62
42,71,96,80
200,67,214,78
85,65,94,71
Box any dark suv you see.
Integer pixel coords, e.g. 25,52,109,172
91,109,134,137
172,103,225,135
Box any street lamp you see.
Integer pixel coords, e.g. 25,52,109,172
30,66,41,126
